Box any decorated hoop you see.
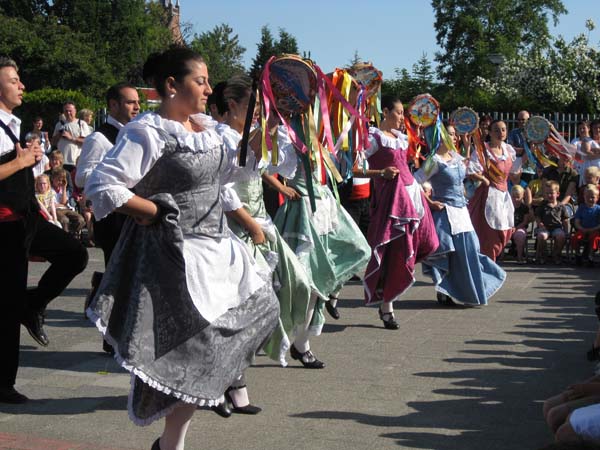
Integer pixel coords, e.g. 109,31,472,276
268,55,317,116
524,116,551,144
347,63,383,99
407,94,440,127
450,107,479,135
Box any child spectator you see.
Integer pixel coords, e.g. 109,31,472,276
511,185,532,264
526,165,546,207
578,166,600,205
50,168,85,236
572,184,600,266
34,174,60,227
46,150,75,205
535,180,569,264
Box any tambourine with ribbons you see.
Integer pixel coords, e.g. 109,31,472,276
450,107,479,135
404,94,440,166
523,116,577,167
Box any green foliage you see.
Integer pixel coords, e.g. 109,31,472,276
18,88,99,131
432,0,567,89
190,23,246,86
0,0,173,100
249,25,300,81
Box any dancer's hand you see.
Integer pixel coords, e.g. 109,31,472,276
250,227,266,245
280,185,301,200
381,166,399,180
430,201,445,211
134,202,160,226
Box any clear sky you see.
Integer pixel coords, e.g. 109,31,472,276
183,0,600,80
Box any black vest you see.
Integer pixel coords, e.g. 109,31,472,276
0,121,39,216
96,121,119,145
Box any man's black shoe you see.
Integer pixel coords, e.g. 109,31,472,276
21,310,49,347
0,386,29,404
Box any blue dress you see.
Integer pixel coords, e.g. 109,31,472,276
416,152,506,305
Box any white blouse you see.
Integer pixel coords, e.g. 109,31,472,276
85,112,265,323
366,127,409,158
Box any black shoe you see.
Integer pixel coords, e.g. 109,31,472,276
587,345,600,362
436,292,457,306
0,386,29,404
21,309,49,347
325,298,340,320
290,345,326,369
224,388,262,414
151,438,161,450
378,308,399,330
102,339,115,356
211,401,232,418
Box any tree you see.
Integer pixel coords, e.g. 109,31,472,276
274,28,298,55
190,23,246,86
347,50,362,68
249,25,301,81
432,0,567,89
472,26,600,113
412,52,435,93
0,0,174,98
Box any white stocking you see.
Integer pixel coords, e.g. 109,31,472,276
293,293,318,353
159,403,196,450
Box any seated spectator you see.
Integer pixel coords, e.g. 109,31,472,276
511,185,533,264
572,184,600,266
50,168,85,236
34,174,60,228
535,180,569,265
45,150,75,206
578,166,600,205
542,157,579,220
72,157,93,246
526,165,546,207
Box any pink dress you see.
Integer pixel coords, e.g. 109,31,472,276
468,143,515,261
364,128,439,305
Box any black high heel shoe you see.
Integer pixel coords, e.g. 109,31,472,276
290,344,325,369
211,400,232,418
378,308,399,330
151,438,161,450
325,296,340,320
436,292,456,306
225,387,262,414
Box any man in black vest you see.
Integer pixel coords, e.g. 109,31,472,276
77,83,139,352
0,57,88,403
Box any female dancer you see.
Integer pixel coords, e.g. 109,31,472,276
468,119,518,261
364,96,438,329
273,123,371,364
85,48,279,450
216,76,313,370
415,121,506,306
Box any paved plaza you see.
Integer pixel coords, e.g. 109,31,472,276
1,247,599,450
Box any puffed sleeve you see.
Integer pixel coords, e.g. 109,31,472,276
267,126,298,179
468,147,484,174
85,123,164,220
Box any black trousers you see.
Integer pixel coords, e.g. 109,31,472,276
0,218,88,387
341,197,371,238
93,212,126,265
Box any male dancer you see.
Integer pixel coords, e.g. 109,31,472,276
0,57,87,403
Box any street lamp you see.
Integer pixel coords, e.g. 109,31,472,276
488,53,506,77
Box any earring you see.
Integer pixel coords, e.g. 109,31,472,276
169,93,176,99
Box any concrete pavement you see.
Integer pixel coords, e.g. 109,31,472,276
1,247,599,450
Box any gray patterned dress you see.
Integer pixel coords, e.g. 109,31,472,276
85,113,279,425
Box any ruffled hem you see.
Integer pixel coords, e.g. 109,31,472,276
86,306,225,426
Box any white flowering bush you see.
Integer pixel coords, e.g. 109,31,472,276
472,24,600,112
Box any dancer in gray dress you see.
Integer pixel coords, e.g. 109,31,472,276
85,48,279,450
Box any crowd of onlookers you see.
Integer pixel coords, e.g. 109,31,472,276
28,103,94,244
